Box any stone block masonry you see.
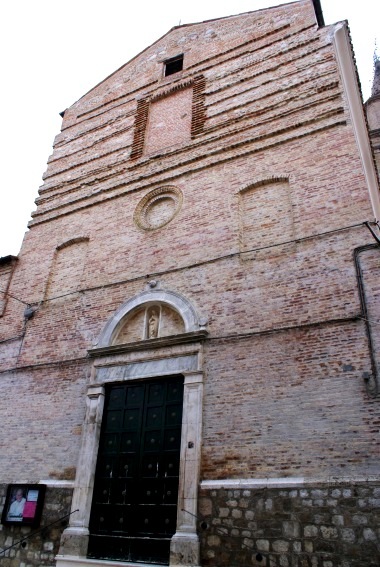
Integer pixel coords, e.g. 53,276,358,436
0,486,73,567
199,481,380,567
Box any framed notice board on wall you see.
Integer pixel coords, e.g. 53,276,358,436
1,484,46,527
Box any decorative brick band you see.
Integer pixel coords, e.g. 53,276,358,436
130,98,150,160
56,236,89,251
131,74,207,160
151,78,194,103
191,75,207,137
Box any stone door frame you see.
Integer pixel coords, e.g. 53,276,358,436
56,289,206,567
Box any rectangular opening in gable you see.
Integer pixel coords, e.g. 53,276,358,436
164,55,183,77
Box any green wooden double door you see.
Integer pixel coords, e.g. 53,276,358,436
88,376,184,564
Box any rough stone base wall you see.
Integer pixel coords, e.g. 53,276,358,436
199,482,380,567
0,486,72,567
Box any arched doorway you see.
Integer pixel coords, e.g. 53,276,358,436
56,287,207,567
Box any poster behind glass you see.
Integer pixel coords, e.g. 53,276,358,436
1,484,46,527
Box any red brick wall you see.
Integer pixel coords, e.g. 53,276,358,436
145,87,193,154
0,0,379,485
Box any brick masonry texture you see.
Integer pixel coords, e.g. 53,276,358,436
1,1,380,565
0,362,87,483
144,87,193,155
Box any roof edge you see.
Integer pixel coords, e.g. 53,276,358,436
64,1,308,110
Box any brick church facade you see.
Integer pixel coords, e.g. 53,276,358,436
1,1,380,566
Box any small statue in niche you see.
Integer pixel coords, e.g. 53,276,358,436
148,308,159,339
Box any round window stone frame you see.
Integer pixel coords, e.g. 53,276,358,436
134,186,183,231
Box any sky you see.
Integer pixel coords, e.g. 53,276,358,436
0,0,379,258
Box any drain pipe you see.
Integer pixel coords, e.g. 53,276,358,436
354,244,379,397
312,0,325,28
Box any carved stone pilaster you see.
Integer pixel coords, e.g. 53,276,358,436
57,385,105,558
170,372,203,567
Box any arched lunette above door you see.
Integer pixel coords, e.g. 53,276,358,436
94,288,208,349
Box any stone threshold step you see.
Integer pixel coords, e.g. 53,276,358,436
55,556,169,567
